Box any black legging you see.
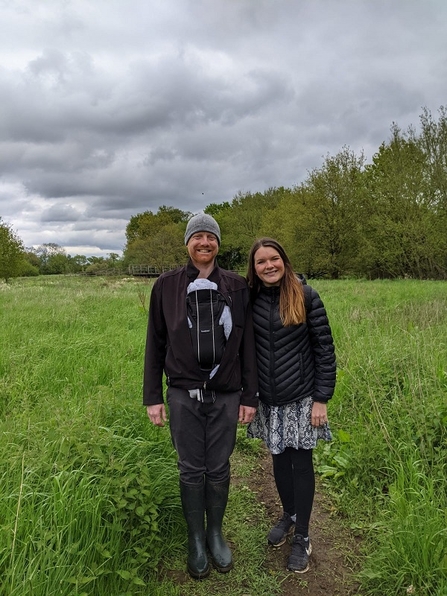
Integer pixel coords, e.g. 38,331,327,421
271,447,315,537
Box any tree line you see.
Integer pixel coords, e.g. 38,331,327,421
124,107,447,280
2,106,447,282
0,233,123,282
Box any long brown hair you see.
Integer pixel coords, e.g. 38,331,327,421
247,238,306,326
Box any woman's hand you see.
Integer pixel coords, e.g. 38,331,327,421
311,401,328,427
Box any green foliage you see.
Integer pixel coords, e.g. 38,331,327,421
0,275,286,596
361,126,442,279
2,277,446,595
122,105,447,280
0,276,181,595
311,278,447,595
35,242,70,274
204,201,232,216
265,148,367,279
358,459,447,596
125,223,186,269
123,206,191,268
1,419,180,595
419,105,447,214
157,205,192,223
23,250,41,270
25,247,125,276
218,188,286,260
0,218,25,282
18,259,39,277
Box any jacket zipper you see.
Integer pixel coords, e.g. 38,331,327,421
269,293,277,403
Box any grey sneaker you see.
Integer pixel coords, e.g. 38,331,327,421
287,534,312,573
267,512,295,547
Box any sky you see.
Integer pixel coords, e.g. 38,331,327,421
1,0,447,257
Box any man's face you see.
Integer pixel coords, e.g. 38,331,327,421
187,232,219,267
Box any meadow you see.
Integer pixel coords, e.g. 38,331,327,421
0,275,446,596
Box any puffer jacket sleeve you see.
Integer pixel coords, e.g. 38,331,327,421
306,286,336,403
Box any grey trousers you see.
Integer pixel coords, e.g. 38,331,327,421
167,386,240,484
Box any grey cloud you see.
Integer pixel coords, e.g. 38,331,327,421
3,46,294,149
40,203,82,223
1,0,447,255
39,229,126,254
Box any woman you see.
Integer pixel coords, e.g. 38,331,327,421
247,238,336,574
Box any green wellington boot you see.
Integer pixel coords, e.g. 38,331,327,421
179,480,211,579
205,477,233,572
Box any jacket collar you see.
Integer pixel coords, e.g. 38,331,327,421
259,284,280,297
186,258,219,283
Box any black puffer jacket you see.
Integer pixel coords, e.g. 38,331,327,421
252,284,336,406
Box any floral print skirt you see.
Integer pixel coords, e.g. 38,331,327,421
247,396,332,455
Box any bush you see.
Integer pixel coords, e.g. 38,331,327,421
18,260,39,277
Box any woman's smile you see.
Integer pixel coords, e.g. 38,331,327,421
254,246,285,286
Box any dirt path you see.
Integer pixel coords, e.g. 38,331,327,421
246,446,361,596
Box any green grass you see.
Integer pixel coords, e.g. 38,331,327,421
313,278,447,596
0,276,279,596
1,275,446,595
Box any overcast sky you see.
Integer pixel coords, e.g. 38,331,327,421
1,0,446,257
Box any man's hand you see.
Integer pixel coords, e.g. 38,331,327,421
238,405,257,425
146,404,167,427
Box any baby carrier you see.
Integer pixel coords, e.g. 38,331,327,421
186,280,231,371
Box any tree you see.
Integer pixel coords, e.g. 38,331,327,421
205,202,232,217
68,254,88,273
120,105,447,279
125,206,191,246
125,224,185,270
123,206,191,267
268,149,366,279
20,250,40,277
419,106,447,213
362,124,444,279
35,243,70,274
0,218,25,282
24,249,41,270
417,106,447,275
261,185,318,276
216,188,286,268
157,205,191,224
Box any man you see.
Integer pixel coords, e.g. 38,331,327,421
143,213,258,579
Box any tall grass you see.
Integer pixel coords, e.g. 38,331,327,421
0,276,280,596
1,276,446,595
313,279,447,596
0,276,182,595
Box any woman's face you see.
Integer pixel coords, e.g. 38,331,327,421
253,246,285,286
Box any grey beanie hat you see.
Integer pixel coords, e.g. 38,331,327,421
184,213,221,245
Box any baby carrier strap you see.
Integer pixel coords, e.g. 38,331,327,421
186,287,227,370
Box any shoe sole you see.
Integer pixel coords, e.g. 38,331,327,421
268,525,295,548
211,560,233,573
288,563,310,574
287,542,312,574
187,564,211,580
